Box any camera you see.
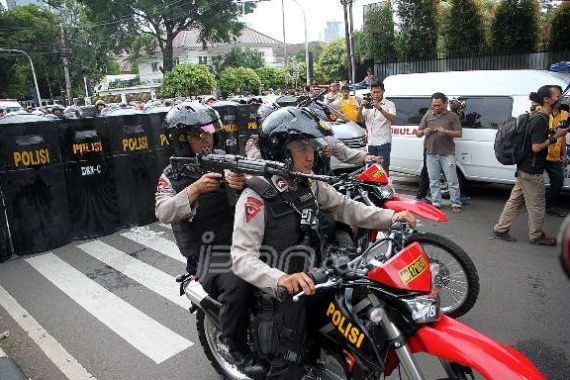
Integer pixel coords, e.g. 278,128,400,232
557,119,570,129
363,93,373,109
557,97,570,112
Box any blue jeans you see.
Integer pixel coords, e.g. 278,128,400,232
368,143,391,175
426,154,461,207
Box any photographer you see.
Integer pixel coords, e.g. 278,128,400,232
357,81,396,174
494,85,568,245
416,92,463,213
545,85,568,217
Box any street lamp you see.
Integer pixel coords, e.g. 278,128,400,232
290,0,310,86
0,48,42,106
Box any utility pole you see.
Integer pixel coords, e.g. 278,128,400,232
60,23,73,105
281,0,288,90
341,0,352,84
347,0,357,88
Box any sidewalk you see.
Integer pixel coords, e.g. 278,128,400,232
0,346,27,380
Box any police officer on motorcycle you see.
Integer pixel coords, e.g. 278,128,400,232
155,101,264,378
230,107,416,379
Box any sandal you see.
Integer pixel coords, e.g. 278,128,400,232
452,205,462,213
530,234,556,246
493,230,516,242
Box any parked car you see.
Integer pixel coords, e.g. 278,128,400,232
0,99,24,114
356,70,570,188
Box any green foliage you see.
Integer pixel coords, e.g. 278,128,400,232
491,0,540,53
361,2,397,63
107,60,121,75
0,5,60,100
222,47,265,70
159,64,216,97
316,38,347,83
548,3,570,50
255,66,286,90
395,0,439,61
218,67,261,95
293,41,325,63
444,0,486,56
78,0,244,73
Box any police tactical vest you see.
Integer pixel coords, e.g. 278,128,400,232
247,177,319,274
164,165,235,275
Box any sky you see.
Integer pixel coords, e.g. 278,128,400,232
240,0,380,44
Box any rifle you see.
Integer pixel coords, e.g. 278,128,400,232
169,153,338,184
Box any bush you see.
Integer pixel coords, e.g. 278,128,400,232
255,66,286,90
218,67,261,95
159,64,217,97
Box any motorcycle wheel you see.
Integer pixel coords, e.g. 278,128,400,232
405,233,479,318
196,309,250,380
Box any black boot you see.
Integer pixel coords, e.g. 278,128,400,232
228,348,266,380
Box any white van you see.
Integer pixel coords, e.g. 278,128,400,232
357,70,570,188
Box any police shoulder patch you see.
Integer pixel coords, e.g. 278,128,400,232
245,196,263,222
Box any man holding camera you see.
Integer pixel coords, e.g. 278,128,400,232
545,85,568,217
416,92,463,213
357,81,396,174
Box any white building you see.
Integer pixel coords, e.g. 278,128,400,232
138,26,281,83
324,21,343,43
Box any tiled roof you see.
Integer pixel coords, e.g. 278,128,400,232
173,26,281,48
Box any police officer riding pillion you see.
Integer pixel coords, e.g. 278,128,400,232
231,107,416,379
154,101,264,378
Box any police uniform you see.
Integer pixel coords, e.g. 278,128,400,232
231,174,394,378
155,164,254,356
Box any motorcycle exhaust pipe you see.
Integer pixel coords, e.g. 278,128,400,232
183,280,222,328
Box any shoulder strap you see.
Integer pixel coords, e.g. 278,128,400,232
246,177,278,199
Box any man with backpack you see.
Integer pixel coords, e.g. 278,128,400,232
493,85,568,246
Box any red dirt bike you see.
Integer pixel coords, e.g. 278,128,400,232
182,220,544,379
330,163,479,318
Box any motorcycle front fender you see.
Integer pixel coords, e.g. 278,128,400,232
385,195,448,222
408,315,545,380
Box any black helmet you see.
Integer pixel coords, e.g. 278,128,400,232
164,101,222,156
256,102,280,125
258,106,333,162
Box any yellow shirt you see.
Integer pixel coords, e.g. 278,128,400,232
548,110,568,162
338,97,360,123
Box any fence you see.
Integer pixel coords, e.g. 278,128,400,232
374,51,570,80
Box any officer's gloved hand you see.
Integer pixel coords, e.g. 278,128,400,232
186,172,222,202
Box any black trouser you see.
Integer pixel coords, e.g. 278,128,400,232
201,271,252,352
417,149,430,198
545,161,564,210
266,297,308,379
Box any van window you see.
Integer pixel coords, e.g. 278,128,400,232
457,96,513,129
388,97,432,125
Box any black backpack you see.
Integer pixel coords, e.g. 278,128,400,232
494,113,542,165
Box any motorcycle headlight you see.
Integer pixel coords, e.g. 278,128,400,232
400,293,441,324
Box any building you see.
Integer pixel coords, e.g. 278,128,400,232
137,26,281,83
6,0,45,8
324,21,343,43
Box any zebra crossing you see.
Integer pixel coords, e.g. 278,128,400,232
0,223,213,380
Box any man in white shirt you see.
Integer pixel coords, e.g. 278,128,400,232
357,81,396,174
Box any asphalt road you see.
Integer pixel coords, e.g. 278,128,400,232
0,181,569,380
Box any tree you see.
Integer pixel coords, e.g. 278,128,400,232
548,3,570,51
218,67,261,95
0,5,60,100
444,0,486,57
316,39,347,83
395,0,439,61
159,64,216,97
78,0,245,73
255,66,286,90
491,0,540,54
221,46,265,70
292,41,325,63
361,2,397,63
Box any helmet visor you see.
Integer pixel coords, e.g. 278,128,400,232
286,137,325,153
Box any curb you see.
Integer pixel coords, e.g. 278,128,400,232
0,346,28,380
